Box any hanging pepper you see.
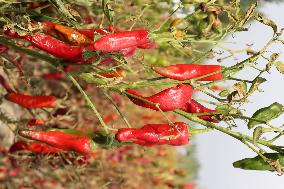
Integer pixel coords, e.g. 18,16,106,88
152,64,223,81
126,84,193,111
181,99,218,122
115,122,189,146
54,24,93,45
4,30,91,63
106,25,156,49
5,93,56,108
92,30,150,52
9,141,62,154
18,130,95,154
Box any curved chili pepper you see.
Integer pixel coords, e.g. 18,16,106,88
18,130,95,154
54,24,93,45
9,141,62,154
93,30,150,52
126,84,193,111
5,93,56,108
116,122,189,146
4,30,90,63
181,99,218,122
152,64,223,81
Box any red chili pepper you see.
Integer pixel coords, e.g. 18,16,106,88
115,122,189,146
152,64,223,81
126,84,193,111
0,74,14,93
106,26,156,49
181,99,218,122
4,30,91,63
92,30,150,52
27,119,45,127
18,130,95,154
9,141,62,154
5,93,56,108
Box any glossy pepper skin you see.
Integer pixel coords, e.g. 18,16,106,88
4,30,90,63
93,30,149,52
5,93,56,108
126,84,193,111
181,99,218,122
115,122,189,146
152,64,223,81
18,130,95,154
9,141,62,154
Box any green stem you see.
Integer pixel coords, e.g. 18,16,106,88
66,73,109,133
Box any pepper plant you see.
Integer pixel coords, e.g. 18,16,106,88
0,0,284,188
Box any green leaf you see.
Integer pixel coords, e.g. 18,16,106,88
248,102,283,129
233,153,284,171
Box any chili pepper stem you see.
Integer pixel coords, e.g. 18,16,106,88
66,73,109,134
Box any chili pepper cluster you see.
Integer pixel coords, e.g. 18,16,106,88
1,20,223,155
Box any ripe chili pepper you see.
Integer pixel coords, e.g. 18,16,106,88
18,130,95,154
4,30,90,63
115,122,189,146
181,99,218,122
152,64,223,81
0,74,14,93
92,30,150,52
54,24,93,45
9,141,62,154
126,84,193,111
5,93,56,108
